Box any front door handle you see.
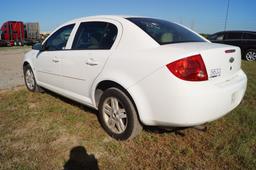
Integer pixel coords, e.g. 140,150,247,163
86,58,98,66
52,57,60,63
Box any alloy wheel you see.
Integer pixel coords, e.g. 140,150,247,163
245,51,256,61
25,69,35,90
102,97,128,134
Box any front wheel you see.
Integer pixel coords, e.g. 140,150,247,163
23,65,43,92
98,87,142,140
245,49,256,61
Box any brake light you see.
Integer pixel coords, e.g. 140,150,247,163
166,54,208,81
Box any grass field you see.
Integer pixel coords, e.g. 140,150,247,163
0,62,255,170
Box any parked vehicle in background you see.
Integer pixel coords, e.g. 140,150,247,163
24,23,40,45
0,21,24,46
23,16,247,140
0,21,40,46
0,39,8,47
208,31,256,61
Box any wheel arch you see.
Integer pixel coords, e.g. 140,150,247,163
23,61,30,68
23,58,34,69
93,80,143,124
22,59,38,80
94,80,132,107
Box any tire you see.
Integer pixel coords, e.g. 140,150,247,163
98,87,142,140
244,49,256,61
23,65,43,92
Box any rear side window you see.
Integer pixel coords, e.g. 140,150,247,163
44,24,74,51
243,33,256,40
72,22,118,50
127,18,205,45
226,32,242,39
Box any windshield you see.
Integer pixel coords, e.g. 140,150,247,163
127,18,205,45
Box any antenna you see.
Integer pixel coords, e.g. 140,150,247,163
224,0,230,31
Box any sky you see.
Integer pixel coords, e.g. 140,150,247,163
0,0,255,34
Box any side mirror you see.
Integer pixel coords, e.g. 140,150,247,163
32,43,45,51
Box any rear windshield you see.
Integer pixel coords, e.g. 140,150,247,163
127,18,205,45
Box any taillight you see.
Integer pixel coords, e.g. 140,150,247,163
166,54,208,81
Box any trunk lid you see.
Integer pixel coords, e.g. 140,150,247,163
159,42,241,81
197,43,241,81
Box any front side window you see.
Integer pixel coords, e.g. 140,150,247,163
44,24,74,51
208,33,224,41
127,18,205,45
216,33,224,40
72,22,118,50
208,34,217,41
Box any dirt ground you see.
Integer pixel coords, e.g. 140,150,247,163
0,47,31,90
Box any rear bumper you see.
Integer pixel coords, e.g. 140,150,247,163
128,68,247,127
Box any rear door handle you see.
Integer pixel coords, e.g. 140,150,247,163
86,58,98,66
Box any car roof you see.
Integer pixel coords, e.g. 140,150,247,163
67,15,143,23
64,15,168,25
212,30,256,35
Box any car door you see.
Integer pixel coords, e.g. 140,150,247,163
59,21,120,103
224,32,243,47
35,24,75,89
243,32,256,50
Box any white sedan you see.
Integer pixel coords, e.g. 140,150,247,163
23,16,247,140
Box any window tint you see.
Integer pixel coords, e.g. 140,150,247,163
72,22,118,50
243,33,256,40
44,24,74,51
226,32,242,39
127,18,205,45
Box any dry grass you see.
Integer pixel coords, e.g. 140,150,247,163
0,62,255,170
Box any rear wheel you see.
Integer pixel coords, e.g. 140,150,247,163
245,49,256,61
23,65,43,92
98,87,142,140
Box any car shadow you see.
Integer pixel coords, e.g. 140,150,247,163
144,126,189,136
42,88,98,115
41,88,207,137
64,146,99,170
144,125,207,137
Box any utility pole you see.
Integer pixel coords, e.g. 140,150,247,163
224,0,230,31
